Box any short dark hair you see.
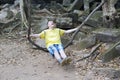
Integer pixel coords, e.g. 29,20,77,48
47,18,56,23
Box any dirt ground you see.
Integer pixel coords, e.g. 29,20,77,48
1,36,120,80
0,37,78,80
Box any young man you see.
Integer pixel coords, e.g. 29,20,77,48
30,20,78,66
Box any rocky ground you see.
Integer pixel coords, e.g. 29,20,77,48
0,35,120,80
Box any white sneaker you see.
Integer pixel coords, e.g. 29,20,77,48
65,57,72,64
60,59,67,66
60,57,72,66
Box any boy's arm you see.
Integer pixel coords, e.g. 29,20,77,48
30,31,45,38
64,27,78,34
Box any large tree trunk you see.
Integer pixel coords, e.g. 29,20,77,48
102,0,118,28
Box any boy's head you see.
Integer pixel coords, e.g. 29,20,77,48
47,19,56,29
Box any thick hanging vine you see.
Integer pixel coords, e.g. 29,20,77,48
64,0,105,49
20,0,105,54
20,0,48,52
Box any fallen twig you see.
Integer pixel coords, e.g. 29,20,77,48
76,43,102,62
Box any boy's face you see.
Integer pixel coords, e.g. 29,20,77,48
48,21,55,29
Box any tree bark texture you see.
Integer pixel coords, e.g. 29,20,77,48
102,0,118,28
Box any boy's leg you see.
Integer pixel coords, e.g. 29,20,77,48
59,49,67,59
57,44,67,59
53,49,67,66
52,46,62,63
47,46,54,57
57,44,72,65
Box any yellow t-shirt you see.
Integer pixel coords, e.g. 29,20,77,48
39,28,65,48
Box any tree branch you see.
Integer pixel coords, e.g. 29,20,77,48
64,0,105,49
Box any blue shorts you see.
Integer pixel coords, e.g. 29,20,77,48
47,44,64,57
